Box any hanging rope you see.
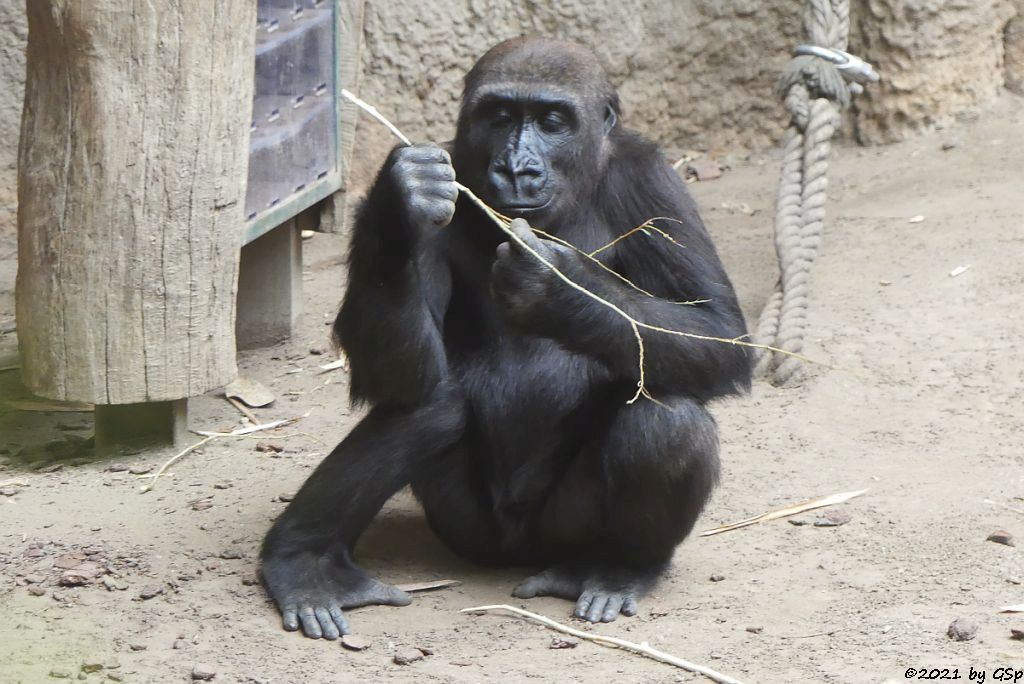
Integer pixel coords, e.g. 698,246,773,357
752,0,878,386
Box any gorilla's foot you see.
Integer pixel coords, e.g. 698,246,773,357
513,563,658,623
261,552,410,639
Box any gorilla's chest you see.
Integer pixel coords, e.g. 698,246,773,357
456,334,592,435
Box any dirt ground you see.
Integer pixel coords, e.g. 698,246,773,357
1,94,1023,684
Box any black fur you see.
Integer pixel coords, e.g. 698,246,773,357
261,37,752,638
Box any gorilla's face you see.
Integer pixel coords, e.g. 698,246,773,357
455,83,616,229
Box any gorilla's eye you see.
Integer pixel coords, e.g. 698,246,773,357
490,108,514,127
538,110,571,134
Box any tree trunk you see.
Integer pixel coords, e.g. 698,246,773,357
16,0,256,404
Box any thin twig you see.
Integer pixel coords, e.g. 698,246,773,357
983,499,1024,517
141,414,309,492
461,604,745,684
340,90,838,404
699,488,869,537
226,396,259,425
139,435,217,493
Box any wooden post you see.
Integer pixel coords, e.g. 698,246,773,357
16,2,255,442
318,0,366,235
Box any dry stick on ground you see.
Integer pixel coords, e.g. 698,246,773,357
226,396,259,425
140,415,308,493
341,89,832,404
461,604,746,684
698,488,869,537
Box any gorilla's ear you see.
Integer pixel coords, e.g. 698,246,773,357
603,104,617,135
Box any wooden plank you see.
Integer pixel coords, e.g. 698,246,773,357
17,1,256,404
318,0,367,235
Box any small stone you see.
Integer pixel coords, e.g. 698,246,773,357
549,637,579,649
213,482,232,490
49,670,72,679
128,643,147,652
709,574,725,582
0,486,18,497
54,553,87,569
138,583,164,600
190,498,214,511
36,463,64,473
393,648,425,665
813,509,852,527
28,585,47,596
685,159,724,182
340,634,371,651
107,674,124,682
128,465,153,475
947,618,978,641
788,518,809,526
173,639,188,650
205,559,222,572
941,141,958,151
23,573,47,584
309,347,325,356
241,575,260,587
102,576,128,591
191,663,216,680
745,626,764,634
1011,628,1024,641
987,530,1015,547
218,548,244,560
81,662,103,674
255,443,283,454
277,492,295,503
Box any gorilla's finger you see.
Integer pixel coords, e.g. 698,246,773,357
495,242,512,261
383,585,412,607
512,578,540,599
585,595,610,623
574,590,595,619
315,606,340,640
328,604,351,635
281,605,300,632
622,596,639,617
601,594,624,622
508,218,547,254
298,606,322,639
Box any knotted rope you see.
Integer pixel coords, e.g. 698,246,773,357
752,0,877,385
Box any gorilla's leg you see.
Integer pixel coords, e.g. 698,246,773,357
261,384,465,638
514,398,719,622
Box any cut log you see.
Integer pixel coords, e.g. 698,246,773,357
16,1,256,404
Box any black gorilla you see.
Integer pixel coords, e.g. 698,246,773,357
261,37,751,638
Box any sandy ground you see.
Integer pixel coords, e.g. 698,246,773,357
1,94,1023,684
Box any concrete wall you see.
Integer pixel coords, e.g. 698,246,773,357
0,0,27,217
1,1,1021,212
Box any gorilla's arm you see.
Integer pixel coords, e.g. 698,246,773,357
334,146,456,406
493,146,751,402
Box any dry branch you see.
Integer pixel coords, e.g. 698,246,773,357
141,413,309,492
340,90,834,404
699,488,869,537
461,604,746,684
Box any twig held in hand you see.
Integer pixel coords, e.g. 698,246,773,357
461,604,746,684
340,90,837,404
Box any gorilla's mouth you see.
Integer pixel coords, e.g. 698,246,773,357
496,198,553,215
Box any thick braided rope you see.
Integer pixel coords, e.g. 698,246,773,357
753,0,848,385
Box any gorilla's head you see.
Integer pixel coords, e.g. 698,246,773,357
453,38,620,228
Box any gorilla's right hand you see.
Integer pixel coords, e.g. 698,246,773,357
388,143,458,231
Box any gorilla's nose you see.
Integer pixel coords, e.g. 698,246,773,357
491,151,546,201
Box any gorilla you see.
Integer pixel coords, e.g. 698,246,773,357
261,37,751,639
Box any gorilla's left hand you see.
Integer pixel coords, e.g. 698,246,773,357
492,219,582,331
